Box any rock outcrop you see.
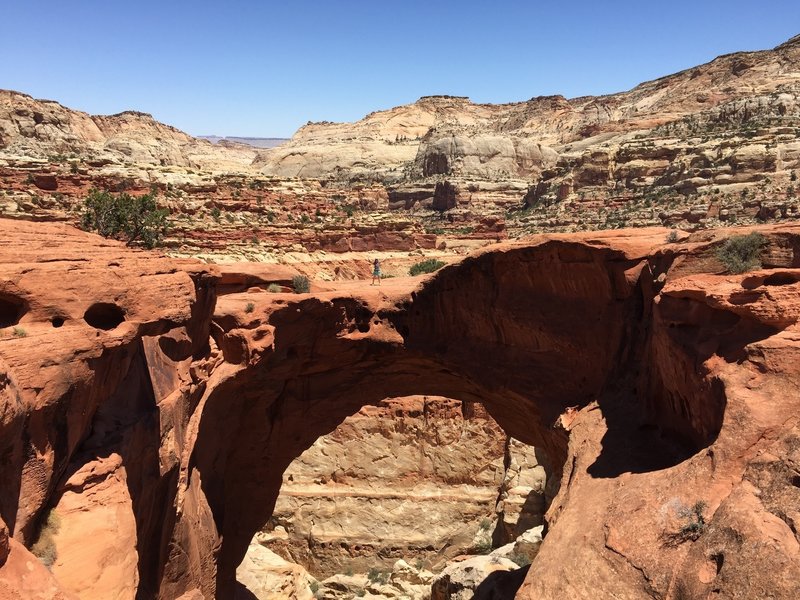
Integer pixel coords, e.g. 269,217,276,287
0,90,256,171
1,219,800,600
430,555,523,600
249,396,544,578
254,36,800,236
6,36,800,264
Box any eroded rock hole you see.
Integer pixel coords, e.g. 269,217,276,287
51,316,65,328
237,396,551,598
83,303,126,330
0,293,28,328
763,272,798,287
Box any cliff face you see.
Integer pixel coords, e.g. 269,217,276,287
255,37,800,236
249,396,545,579
1,220,800,599
0,90,256,171
5,36,800,265
259,37,800,182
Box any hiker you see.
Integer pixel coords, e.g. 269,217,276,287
371,258,382,285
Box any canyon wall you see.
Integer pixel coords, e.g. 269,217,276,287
0,220,799,599
3,37,800,269
0,89,256,171
248,396,545,578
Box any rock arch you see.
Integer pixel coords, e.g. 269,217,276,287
170,239,728,597
2,220,798,600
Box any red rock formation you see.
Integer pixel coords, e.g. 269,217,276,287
1,219,799,599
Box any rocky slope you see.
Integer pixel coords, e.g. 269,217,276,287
1,219,799,599
246,397,545,574
3,37,800,268
256,35,800,235
0,90,257,172
236,396,548,599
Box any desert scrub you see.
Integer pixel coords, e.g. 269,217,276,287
31,510,61,567
12,327,27,338
292,275,310,293
666,230,679,243
80,189,169,248
367,567,390,584
409,258,446,276
716,232,767,273
662,500,708,546
267,283,282,293
509,552,531,567
473,538,493,555
244,302,255,314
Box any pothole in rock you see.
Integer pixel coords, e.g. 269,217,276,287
83,303,126,330
235,396,554,600
0,293,28,328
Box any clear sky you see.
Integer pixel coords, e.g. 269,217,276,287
2,1,799,138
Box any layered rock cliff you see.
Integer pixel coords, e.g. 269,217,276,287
246,397,545,577
3,37,800,267
0,90,256,171
256,35,800,236
1,219,799,599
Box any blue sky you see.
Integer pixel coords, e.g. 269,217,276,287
2,1,799,137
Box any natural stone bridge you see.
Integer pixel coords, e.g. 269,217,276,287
1,220,799,599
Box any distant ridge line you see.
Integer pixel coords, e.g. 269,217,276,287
199,136,288,149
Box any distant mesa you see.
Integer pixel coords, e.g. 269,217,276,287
199,135,288,149
418,94,470,101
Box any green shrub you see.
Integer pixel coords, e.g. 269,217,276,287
678,501,708,540
31,510,61,568
244,302,255,314
662,500,708,547
716,233,767,273
409,258,446,276
267,283,282,293
474,538,493,555
292,275,310,294
80,189,169,248
666,230,679,243
367,567,390,584
12,327,27,338
509,552,531,567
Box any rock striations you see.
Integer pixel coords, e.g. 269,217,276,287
3,37,800,265
0,90,256,172
0,219,799,598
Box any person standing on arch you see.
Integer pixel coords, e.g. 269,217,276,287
371,258,382,286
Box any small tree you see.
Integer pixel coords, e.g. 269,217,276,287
292,275,310,294
409,259,446,276
81,190,169,248
716,232,767,274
